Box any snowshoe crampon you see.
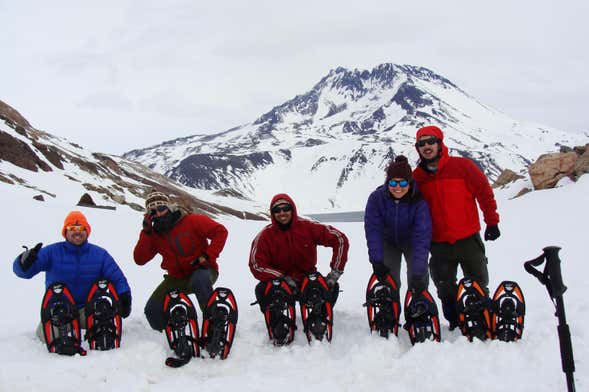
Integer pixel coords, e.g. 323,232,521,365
262,279,296,346
85,279,122,350
201,287,238,359
163,290,200,368
364,273,400,338
456,278,492,341
492,281,525,342
40,282,86,356
403,289,441,345
299,272,333,343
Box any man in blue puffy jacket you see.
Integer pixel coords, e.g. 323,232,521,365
12,211,132,342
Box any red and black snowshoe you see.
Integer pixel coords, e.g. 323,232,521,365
40,282,86,356
364,273,401,338
299,272,334,343
456,278,492,341
403,289,441,345
201,287,238,359
85,279,122,350
491,281,525,342
163,289,200,368
261,279,297,346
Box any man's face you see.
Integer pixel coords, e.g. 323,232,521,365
65,225,88,245
272,203,293,225
416,135,440,160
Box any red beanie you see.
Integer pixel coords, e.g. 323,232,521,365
61,211,91,238
416,125,444,141
386,155,413,182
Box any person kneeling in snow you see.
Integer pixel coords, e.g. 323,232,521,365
12,210,132,344
133,190,228,331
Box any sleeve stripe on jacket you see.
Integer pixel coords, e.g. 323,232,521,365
249,229,282,278
326,226,346,271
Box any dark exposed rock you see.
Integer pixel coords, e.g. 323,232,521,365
492,169,524,188
78,193,96,206
0,130,52,172
33,194,45,201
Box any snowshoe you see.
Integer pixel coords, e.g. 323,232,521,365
456,278,492,341
40,282,86,356
201,287,238,359
364,273,401,338
403,289,441,345
84,279,122,350
162,289,200,368
491,281,525,342
261,279,297,346
299,272,334,343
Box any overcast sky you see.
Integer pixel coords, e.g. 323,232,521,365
2,1,588,155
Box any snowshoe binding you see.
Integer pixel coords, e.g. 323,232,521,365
403,289,441,345
492,281,525,342
40,282,86,356
299,272,334,343
85,279,122,350
261,279,297,346
201,287,238,359
163,289,200,368
456,278,492,341
364,273,401,338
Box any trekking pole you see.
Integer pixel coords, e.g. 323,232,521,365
524,246,576,392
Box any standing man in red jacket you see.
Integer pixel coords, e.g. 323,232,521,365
133,190,228,331
249,193,349,309
413,125,500,329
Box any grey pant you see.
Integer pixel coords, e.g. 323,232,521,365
382,242,428,291
35,308,86,343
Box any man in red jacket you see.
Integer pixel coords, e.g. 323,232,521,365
133,190,228,331
249,193,349,306
413,125,500,329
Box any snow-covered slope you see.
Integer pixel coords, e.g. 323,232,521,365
124,63,588,212
1,173,588,391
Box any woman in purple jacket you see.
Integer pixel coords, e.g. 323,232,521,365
364,155,432,292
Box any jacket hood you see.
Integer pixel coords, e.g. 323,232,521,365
269,193,298,226
415,125,449,164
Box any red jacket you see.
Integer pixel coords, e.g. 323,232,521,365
249,194,349,282
413,126,499,244
133,213,228,278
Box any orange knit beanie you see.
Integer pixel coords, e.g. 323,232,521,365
61,211,91,238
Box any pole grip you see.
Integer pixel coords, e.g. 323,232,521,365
544,246,567,297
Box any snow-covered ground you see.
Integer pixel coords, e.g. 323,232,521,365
1,176,587,391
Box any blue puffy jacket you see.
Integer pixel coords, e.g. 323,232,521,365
364,183,432,277
13,241,131,309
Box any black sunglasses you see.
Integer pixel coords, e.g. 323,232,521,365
150,205,168,215
271,204,292,214
415,137,440,147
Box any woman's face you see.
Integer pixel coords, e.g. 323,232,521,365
388,177,410,199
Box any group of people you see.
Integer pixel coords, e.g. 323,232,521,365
12,124,500,348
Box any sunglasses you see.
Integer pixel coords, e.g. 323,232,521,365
271,204,293,214
150,205,169,215
66,225,86,232
388,179,409,187
415,137,439,148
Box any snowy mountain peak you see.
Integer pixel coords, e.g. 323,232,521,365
123,63,588,212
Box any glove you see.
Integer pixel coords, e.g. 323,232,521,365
19,242,43,271
142,213,154,233
283,275,299,295
326,269,342,289
372,262,389,282
119,291,132,318
409,275,428,294
191,253,209,267
484,224,500,241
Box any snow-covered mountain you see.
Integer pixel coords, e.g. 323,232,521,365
124,63,588,212
0,99,265,220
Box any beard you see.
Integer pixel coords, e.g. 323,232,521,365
153,210,181,233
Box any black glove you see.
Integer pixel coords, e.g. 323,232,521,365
283,275,299,295
484,224,500,241
191,253,209,267
19,242,43,271
142,213,154,233
119,291,132,318
326,269,342,289
409,275,428,293
372,262,389,282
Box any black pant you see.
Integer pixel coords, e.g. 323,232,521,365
429,233,489,323
382,242,429,292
